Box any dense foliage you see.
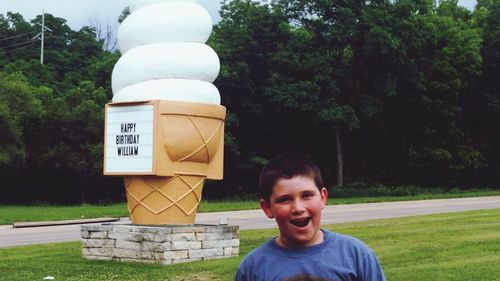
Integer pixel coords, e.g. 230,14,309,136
211,0,500,195
0,12,121,203
0,0,499,203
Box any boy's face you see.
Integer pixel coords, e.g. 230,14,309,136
260,176,327,248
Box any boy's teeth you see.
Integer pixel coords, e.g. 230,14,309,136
292,218,310,227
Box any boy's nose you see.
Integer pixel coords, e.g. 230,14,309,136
291,199,306,213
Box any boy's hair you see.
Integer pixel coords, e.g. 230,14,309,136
259,153,324,201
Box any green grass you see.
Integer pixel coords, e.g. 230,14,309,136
337,209,500,280
0,204,128,225
1,209,499,281
1,189,500,224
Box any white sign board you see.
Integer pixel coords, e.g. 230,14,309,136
104,104,154,174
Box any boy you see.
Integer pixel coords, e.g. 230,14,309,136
235,153,386,281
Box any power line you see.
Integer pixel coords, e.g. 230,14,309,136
0,31,35,43
0,27,106,59
44,34,103,47
0,43,36,55
0,35,103,58
0,39,38,50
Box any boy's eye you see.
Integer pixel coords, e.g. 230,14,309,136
302,192,315,198
275,196,291,203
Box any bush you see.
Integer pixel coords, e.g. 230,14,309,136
331,182,449,198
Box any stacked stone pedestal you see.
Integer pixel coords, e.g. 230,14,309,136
81,224,239,265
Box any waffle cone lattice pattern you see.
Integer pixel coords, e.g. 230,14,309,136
162,113,224,164
125,175,205,224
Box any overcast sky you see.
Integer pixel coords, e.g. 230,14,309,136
0,0,222,31
0,0,478,32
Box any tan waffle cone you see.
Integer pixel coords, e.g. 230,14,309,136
155,101,225,179
125,175,205,224
110,100,225,225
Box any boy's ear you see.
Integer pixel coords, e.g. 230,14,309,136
320,187,328,209
260,199,274,218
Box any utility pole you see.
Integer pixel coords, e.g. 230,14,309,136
32,11,52,64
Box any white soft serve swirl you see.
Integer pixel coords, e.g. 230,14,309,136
111,0,221,104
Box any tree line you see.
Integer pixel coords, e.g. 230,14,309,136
0,0,499,204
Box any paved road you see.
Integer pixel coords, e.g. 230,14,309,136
1,196,499,248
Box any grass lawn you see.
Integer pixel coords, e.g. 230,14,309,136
1,189,499,225
1,208,499,281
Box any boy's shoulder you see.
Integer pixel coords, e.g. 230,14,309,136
242,230,373,261
236,230,386,281
242,237,276,261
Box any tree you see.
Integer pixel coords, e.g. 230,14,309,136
211,0,296,194
0,13,38,64
272,0,373,186
382,0,483,186
87,17,118,51
0,72,42,174
0,11,122,203
0,1,497,203
437,0,472,20
465,0,500,185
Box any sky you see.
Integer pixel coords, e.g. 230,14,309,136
0,0,222,31
0,0,478,32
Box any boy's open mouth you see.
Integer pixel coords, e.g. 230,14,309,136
290,217,310,227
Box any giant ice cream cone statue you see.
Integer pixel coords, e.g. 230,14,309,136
104,0,225,225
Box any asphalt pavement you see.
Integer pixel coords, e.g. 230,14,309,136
1,196,499,248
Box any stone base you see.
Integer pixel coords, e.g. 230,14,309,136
80,223,239,265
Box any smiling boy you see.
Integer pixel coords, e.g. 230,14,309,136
234,153,386,281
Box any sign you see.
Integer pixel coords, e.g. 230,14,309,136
104,104,154,174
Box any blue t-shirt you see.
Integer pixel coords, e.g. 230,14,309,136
235,230,386,281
